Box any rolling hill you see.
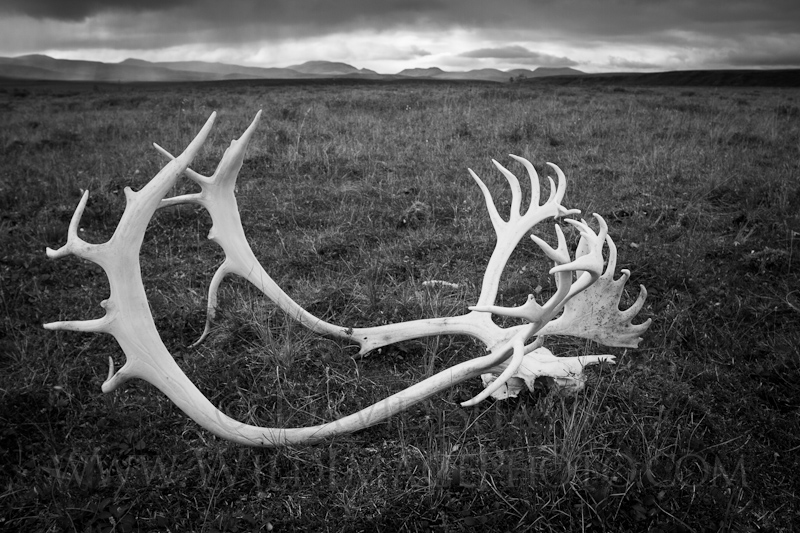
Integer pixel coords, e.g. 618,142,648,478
2,55,795,86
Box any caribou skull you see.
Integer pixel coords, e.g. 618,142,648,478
44,112,651,446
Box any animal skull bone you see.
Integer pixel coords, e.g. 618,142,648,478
44,111,651,447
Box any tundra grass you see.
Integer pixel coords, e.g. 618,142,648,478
1,80,798,532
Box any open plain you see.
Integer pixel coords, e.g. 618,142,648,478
1,78,798,531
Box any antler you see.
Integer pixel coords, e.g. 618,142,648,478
44,112,651,447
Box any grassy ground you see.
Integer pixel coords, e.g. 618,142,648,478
1,79,798,532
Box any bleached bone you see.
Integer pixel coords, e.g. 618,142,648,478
44,112,650,447
481,346,613,400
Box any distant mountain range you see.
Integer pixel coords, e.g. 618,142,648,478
0,54,583,83
3,55,795,86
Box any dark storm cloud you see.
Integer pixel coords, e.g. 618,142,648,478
0,0,192,20
4,0,799,41
0,0,445,27
460,45,578,66
0,0,451,49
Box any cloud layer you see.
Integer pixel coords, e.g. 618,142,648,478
1,0,799,72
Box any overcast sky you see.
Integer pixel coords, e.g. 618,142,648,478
0,0,798,73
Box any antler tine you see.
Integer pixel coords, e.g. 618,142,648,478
468,167,505,236
546,163,566,207
45,190,92,260
152,143,208,209
556,215,607,300
508,154,540,208
190,263,228,346
602,236,650,331
43,313,113,334
491,159,523,218
531,223,571,265
545,163,581,218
